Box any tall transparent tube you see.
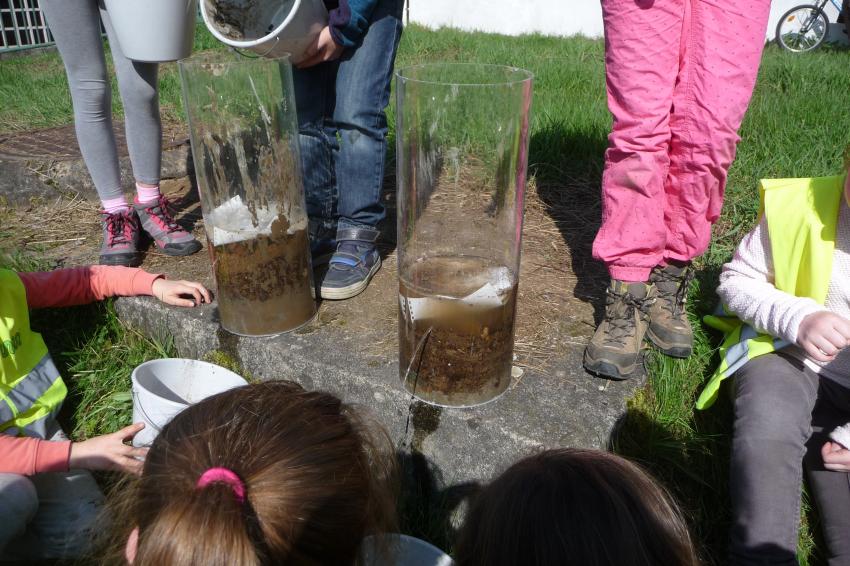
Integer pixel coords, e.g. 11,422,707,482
396,63,533,407
179,52,316,336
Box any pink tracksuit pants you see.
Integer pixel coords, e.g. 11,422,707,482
592,0,772,282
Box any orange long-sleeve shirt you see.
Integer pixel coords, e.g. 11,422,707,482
0,266,161,475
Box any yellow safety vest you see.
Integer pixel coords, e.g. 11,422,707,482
697,174,845,410
0,269,67,438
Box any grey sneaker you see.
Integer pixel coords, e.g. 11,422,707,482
99,209,141,267
134,196,202,256
584,280,656,380
647,263,695,358
319,227,381,300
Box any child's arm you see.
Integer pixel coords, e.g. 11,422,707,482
0,435,70,476
0,423,147,476
19,266,210,309
717,216,829,348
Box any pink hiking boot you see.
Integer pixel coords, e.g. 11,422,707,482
99,209,142,267
134,196,202,256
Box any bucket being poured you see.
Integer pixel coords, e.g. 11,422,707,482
131,358,248,447
103,0,198,62
201,0,328,64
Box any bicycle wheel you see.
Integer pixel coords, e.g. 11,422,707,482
775,4,829,52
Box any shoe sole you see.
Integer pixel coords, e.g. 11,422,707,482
645,327,693,358
99,253,142,267
157,240,203,257
320,257,381,300
583,352,637,380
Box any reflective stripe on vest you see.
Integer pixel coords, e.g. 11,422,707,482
697,175,845,410
0,269,67,438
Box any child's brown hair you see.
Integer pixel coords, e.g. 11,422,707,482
109,380,397,566
454,448,700,566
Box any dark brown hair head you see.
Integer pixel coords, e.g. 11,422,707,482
454,448,700,566
110,380,397,566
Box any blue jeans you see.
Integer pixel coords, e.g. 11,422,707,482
293,0,403,232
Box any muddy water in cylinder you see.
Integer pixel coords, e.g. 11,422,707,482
212,215,315,336
399,256,517,407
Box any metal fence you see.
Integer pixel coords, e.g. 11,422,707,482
0,0,52,53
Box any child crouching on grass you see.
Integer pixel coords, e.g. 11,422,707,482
109,380,397,566
0,263,209,561
697,160,850,564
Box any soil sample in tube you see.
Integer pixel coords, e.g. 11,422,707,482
399,255,517,407
209,197,316,336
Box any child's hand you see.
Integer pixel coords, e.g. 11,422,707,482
69,423,148,475
298,26,344,68
151,278,211,308
796,311,850,362
822,441,850,472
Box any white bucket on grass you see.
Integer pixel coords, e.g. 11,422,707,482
103,0,198,62
201,0,328,64
131,358,247,447
360,534,454,566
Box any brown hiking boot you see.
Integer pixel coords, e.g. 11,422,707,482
584,280,656,380
646,263,695,358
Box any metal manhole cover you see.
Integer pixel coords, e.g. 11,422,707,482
0,122,189,161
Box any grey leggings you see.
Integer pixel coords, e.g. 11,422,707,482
729,352,850,566
40,0,161,201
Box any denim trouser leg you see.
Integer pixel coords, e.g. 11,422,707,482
294,62,338,232
729,352,850,565
331,0,403,231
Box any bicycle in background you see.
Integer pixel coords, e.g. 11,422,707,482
776,0,850,52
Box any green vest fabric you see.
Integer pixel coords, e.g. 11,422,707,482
0,269,67,437
697,175,845,410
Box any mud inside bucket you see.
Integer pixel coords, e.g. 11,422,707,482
131,359,248,447
201,0,327,62
204,0,297,41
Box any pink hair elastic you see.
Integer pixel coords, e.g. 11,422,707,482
196,467,246,504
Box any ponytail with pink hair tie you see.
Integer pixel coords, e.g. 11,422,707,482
196,467,246,504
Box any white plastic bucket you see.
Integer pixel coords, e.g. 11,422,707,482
103,0,198,62
360,534,454,566
131,358,248,447
201,0,328,64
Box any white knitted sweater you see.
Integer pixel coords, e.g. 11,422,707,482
717,197,850,389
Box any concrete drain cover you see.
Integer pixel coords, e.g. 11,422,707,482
0,122,189,161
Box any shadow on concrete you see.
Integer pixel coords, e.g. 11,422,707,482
397,450,479,554
530,124,610,323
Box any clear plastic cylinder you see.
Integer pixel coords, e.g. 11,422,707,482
179,52,316,336
396,63,533,407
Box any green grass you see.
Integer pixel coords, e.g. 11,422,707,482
0,252,174,442
2,24,850,565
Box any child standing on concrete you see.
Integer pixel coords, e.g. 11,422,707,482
294,0,404,300
0,264,209,560
697,166,850,563
39,0,202,267
584,0,772,379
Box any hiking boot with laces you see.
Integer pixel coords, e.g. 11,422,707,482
319,227,381,300
99,209,142,267
584,280,656,380
647,263,695,358
134,196,202,256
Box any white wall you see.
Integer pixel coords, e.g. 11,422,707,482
407,0,846,42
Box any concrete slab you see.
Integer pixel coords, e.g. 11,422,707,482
115,281,642,488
